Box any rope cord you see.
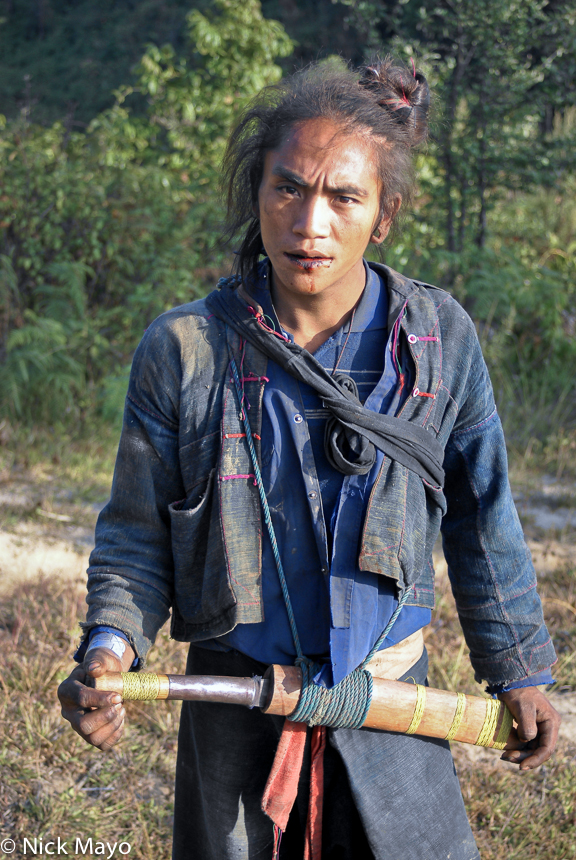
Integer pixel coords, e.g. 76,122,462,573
360,585,414,669
289,658,374,729
406,684,427,734
474,699,514,750
491,704,514,750
229,351,303,659
228,345,410,730
121,672,160,700
475,698,502,747
444,692,466,741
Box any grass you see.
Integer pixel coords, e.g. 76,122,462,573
455,749,576,860
1,432,576,858
0,577,188,859
426,557,576,859
1,565,575,859
0,420,119,506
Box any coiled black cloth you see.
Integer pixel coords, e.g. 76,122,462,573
206,283,445,488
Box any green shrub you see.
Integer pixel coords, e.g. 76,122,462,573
0,0,293,425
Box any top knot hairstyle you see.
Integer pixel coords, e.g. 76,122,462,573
222,58,431,282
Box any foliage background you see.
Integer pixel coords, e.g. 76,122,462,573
1,0,575,466
1,0,576,466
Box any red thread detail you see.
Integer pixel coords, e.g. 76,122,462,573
418,336,439,342
220,473,257,485
223,433,261,440
247,306,291,343
242,374,269,383
416,391,435,398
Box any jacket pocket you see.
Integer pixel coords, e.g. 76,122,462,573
168,468,236,629
398,470,445,590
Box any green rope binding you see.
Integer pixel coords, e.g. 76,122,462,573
229,345,413,730
290,659,373,728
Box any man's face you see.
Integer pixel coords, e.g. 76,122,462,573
257,118,391,303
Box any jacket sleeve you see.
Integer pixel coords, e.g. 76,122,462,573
80,317,187,664
440,333,556,687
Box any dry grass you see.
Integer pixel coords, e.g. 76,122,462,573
426,554,576,860
0,578,187,859
0,420,119,506
2,565,575,859
1,431,576,858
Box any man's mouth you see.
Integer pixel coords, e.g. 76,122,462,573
284,252,332,270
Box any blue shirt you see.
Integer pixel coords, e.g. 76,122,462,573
216,264,429,686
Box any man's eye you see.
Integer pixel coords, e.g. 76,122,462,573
337,196,357,205
278,184,298,195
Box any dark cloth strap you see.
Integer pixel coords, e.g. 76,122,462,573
206,283,445,488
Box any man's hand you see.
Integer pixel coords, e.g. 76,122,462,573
498,687,561,770
58,646,133,751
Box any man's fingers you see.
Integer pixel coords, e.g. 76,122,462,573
60,676,121,711
58,651,128,750
66,701,125,749
516,709,560,770
77,702,124,738
507,697,538,743
82,705,126,749
502,742,552,770
96,714,126,752
498,688,561,771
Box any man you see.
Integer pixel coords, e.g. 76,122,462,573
59,60,560,859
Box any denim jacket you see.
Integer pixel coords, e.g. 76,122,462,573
83,263,556,687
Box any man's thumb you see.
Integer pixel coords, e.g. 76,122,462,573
86,659,102,674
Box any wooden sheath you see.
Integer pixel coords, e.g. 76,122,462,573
261,664,513,747
93,664,514,748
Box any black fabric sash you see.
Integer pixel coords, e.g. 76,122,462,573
206,282,445,488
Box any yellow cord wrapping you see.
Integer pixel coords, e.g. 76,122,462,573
491,703,514,750
444,692,466,741
475,698,502,747
120,672,169,701
406,684,427,735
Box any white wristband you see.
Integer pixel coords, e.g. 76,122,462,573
85,631,127,661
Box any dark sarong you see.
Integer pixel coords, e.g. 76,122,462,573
172,647,479,860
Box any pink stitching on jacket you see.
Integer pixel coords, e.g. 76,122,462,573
220,473,257,485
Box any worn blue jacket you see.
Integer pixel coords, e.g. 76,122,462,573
82,262,556,688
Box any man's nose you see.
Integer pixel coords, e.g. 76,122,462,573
293,195,330,238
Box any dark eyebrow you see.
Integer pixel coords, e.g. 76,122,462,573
271,165,370,198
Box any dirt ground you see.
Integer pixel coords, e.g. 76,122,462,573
1,467,575,742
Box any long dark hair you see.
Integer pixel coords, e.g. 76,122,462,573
222,58,430,283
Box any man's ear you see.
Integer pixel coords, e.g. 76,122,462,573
370,194,402,245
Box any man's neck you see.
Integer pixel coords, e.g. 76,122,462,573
271,269,366,353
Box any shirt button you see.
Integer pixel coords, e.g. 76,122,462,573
308,491,317,500
408,333,418,345
320,566,328,574
412,387,420,398
293,413,303,423
349,490,356,497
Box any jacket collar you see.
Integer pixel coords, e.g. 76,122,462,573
226,258,419,333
